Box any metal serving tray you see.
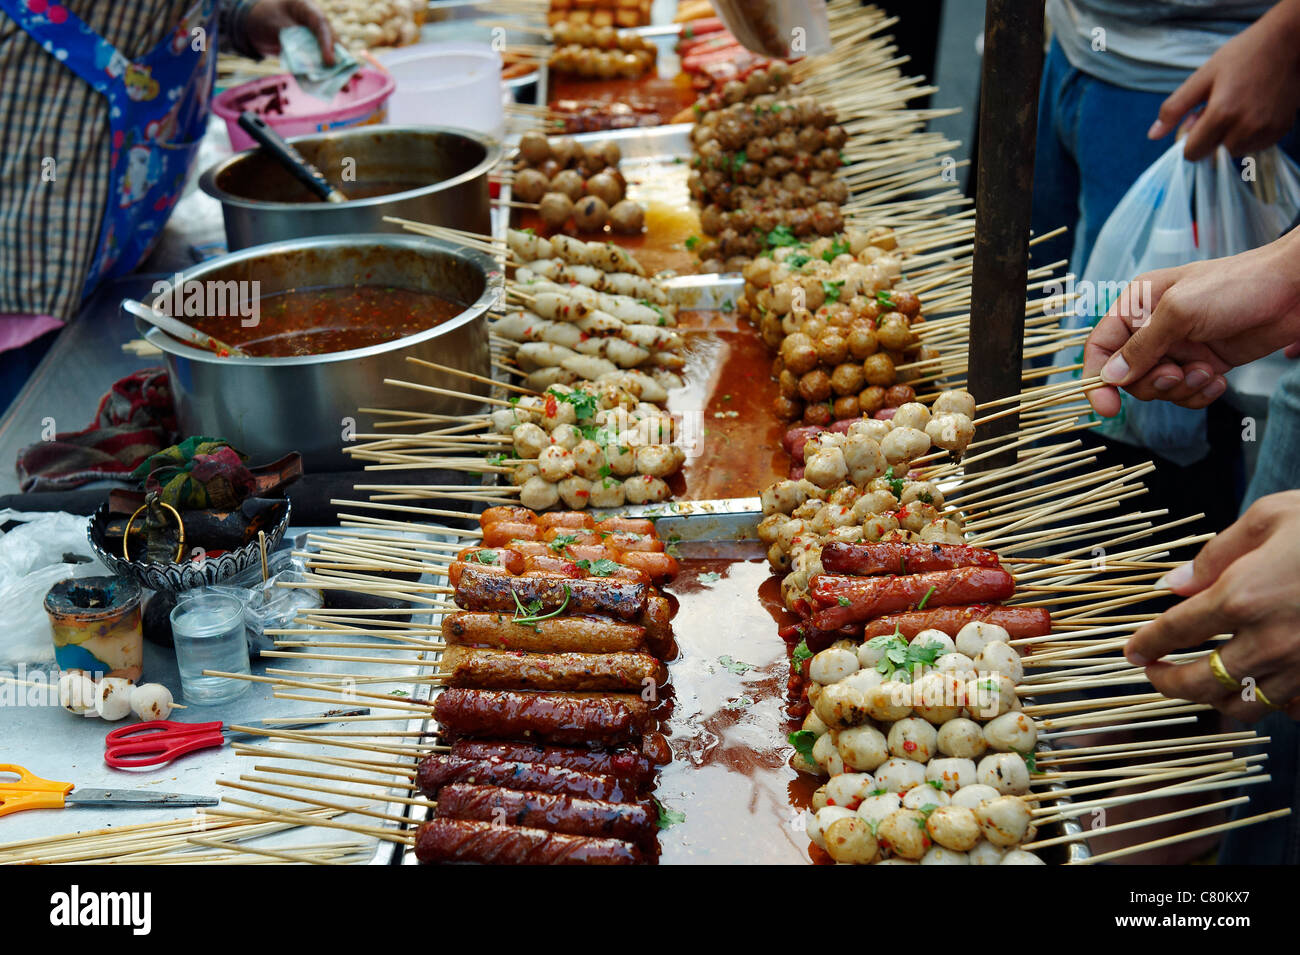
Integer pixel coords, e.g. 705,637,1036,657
390,500,1089,865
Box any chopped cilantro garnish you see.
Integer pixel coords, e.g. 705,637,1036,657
788,252,812,269
471,551,497,565
823,235,850,261
718,655,754,675
510,584,571,630
1017,749,1038,773
685,235,700,251
551,387,598,421
787,730,818,765
575,557,622,577
822,279,845,303
837,596,851,607
548,533,578,553
876,290,896,310
654,797,686,829
916,585,936,610
766,224,799,249
791,638,813,677
927,779,944,790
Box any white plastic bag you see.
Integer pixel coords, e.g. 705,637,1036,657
1053,143,1300,464
0,510,109,665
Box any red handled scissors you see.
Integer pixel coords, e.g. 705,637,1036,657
104,707,370,768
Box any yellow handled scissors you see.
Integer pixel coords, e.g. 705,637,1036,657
0,764,217,818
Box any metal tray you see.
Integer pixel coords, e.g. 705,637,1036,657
390,500,1089,865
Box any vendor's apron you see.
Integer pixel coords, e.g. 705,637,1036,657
0,0,218,295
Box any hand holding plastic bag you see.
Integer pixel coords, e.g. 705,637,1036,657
1052,142,1300,464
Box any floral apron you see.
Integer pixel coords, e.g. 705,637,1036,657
0,0,218,296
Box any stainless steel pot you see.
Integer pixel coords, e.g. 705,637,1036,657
133,234,502,472
199,126,500,251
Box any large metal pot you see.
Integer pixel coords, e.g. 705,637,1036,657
198,126,500,251
133,234,501,472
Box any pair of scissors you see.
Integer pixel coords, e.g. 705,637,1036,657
103,707,371,768
0,764,216,818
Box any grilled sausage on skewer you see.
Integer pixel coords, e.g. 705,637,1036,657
415,818,643,865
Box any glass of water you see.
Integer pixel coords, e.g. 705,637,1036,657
170,592,251,705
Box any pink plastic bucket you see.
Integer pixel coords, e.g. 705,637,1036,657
213,68,396,151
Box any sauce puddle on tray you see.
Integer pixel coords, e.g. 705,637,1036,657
656,556,818,864
673,309,789,500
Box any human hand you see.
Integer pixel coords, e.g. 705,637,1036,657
1126,491,1300,721
243,0,336,65
1083,229,1300,417
1148,0,1300,160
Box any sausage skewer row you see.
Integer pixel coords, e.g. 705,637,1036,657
417,504,681,864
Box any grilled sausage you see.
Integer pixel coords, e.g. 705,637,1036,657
417,754,635,802
415,818,643,865
433,687,650,745
455,547,526,574
614,550,680,583
479,507,538,527
594,517,659,536
809,567,1017,630
435,783,658,847
522,555,584,578
441,612,650,653
450,740,657,786
821,542,1004,577
439,645,663,692
481,521,541,547
447,560,512,588
859,605,1052,640
537,511,598,530
454,567,649,620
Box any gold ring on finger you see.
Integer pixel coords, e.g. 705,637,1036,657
1208,649,1241,692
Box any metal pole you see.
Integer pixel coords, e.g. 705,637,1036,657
967,0,1045,471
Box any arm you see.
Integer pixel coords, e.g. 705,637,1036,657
221,0,336,65
1148,0,1300,160
1083,226,1300,417
1126,491,1300,721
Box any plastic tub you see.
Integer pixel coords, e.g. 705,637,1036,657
213,68,396,151
374,43,504,137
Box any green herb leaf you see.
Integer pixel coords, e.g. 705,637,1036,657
822,279,845,303
548,533,578,554
876,290,896,310
685,235,700,251
916,585,937,611
766,224,799,249
510,584,572,631
787,730,818,764
791,638,813,677
551,387,598,421
654,797,686,829
576,557,621,577
927,779,944,790
718,655,754,675
823,235,850,261
1017,749,1038,773
837,595,851,607
471,551,497,565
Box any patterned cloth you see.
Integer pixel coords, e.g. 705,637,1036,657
15,367,179,491
0,0,256,332
131,436,254,510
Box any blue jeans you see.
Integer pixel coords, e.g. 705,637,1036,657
1030,39,1180,277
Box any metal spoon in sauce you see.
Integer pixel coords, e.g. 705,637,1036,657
236,111,349,204
122,298,251,359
